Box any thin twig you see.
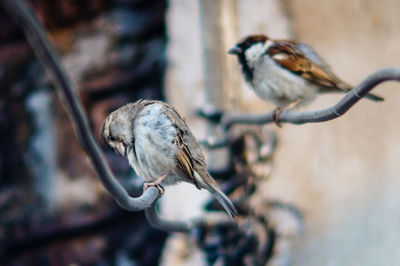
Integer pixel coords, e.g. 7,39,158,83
201,68,400,130
1,0,159,211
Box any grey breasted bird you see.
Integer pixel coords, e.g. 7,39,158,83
228,34,383,115
101,100,238,218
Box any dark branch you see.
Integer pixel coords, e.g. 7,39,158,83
1,0,159,211
200,68,400,130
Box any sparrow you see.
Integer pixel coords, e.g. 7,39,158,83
101,99,238,218
228,34,383,123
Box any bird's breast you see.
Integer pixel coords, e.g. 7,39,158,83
130,104,178,181
252,56,318,108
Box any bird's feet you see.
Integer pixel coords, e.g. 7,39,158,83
272,107,282,127
143,174,167,198
273,100,302,127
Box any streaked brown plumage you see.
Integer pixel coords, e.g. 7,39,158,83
101,100,238,218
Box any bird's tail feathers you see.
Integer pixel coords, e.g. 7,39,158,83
212,188,238,219
338,81,384,102
194,171,238,218
363,92,384,102
343,88,384,102
323,83,384,102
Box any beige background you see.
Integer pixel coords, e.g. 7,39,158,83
165,0,400,265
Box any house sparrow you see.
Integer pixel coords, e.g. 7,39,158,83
228,34,383,123
101,100,238,218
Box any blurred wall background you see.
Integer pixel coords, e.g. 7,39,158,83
0,0,399,265
276,1,400,265
0,0,169,265
166,0,400,265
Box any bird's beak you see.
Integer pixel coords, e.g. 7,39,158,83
228,46,242,55
115,142,126,157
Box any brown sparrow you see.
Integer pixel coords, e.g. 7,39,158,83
101,100,238,218
228,34,383,122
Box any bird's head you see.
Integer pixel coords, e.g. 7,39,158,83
228,34,273,63
228,34,273,83
100,102,140,157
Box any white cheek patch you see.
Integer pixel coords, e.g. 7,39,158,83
245,40,274,64
245,43,265,62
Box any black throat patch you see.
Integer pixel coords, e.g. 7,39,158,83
237,53,254,86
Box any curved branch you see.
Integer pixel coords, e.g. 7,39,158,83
1,0,159,211
145,204,192,232
211,68,399,129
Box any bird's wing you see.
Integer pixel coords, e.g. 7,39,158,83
161,103,206,188
268,41,351,91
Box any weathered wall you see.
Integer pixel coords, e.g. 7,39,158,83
166,0,400,265
0,1,169,264
273,0,400,265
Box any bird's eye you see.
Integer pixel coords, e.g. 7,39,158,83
109,134,117,141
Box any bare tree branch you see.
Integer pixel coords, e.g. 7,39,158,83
1,0,159,211
200,68,400,130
